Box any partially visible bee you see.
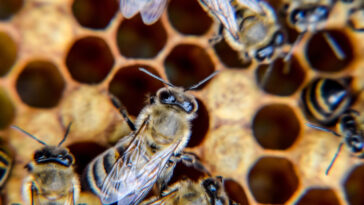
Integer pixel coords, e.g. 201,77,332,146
84,68,217,205
307,109,364,175
0,139,13,189
12,123,80,205
301,77,354,125
119,0,167,25
345,0,364,32
140,176,239,205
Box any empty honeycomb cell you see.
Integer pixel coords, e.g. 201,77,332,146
0,87,15,129
117,16,167,58
256,57,305,96
72,0,118,29
167,0,212,35
108,66,164,116
343,164,364,205
16,61,65,108
67,142,107,176
66,36,114,84
213,38,251,68
248,157,299,204
187,98,209,147
224,179,249,205
0,0,22,20
252,104,300,150
306,30,353,72
295,188,340,205
0,32,17,76
164,44,215,88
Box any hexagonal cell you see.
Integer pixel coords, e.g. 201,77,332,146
72,0,118,29
0,31,17,76
164,44,215,88
296,188,340,205
306,30,353,72
167,0,212,35
248,157,299,204
16,61,65,108
66,36,114,84
108,66,164,116
0,87,15,129
117,15,167,58
252,104,300,150
224,179,249,205
256,56,306,96
213,38,250,68
0,0,22,20
343,164,364,205
187,98,209,147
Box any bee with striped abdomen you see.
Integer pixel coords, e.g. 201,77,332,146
140,176,238,205
84,68,217,205
0,139,13,189
12,123,80,205
119,0,167,25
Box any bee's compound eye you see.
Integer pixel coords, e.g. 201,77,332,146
182,101,194,113
255,46,274,62
314,6,329,21
34,152,43,160
351,136,364,153
159,91,176,104
291,9,306,24
274,32,285,46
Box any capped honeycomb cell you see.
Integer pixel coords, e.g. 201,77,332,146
164,44,215,88
0,31,17,76
66,36,114,84
116,16,167,58
15,60,65,108
0,87,15,129
72,0,118,29
248,157,299,204
253,104,300,150
343,164,364,205
295,188,340,205
224,179,249,205
0,0,22,20
167,0,212,35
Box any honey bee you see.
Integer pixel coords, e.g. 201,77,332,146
12,123,80,205
345,0,364,32
119,0,167,25
84,68,217,205
0,139,13,189
307,109,364,175
301,77,354,125
140,176,238,205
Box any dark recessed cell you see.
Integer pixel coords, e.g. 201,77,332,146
108,66,164,116
168,161,206,185
0,88,15,129
248,157,299,204
343,164,364,205
16,61,65,108
252,104,300,150
164,44,215,89
72,0,118,29
117,15,167,58
167,0,212,35
0,32,17,76
296,188,340,205
224,179,249,205
213,38,251,68
0,0,23,20
306,30,353,72
256,56,305,96
66,36,114,84
187,98,209,148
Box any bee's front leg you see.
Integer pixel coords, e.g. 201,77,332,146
178,152,211,176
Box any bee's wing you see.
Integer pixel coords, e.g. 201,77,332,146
120,0,149,19
236,0,264,14
200,0,239,39
140,0,167,24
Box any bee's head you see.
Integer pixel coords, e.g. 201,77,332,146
255,30,285,62
155,87,198,114
290,5,330,30
202,176,229,205
34,146,74,167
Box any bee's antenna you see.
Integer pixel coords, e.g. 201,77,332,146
11,125,48,146
109,94,136,131
306,123,341,137
326,142,344,175
186,71,220,91
283,31,305,65
139,68,175,88
58,122,72,147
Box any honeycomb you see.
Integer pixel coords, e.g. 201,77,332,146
0,0,363,204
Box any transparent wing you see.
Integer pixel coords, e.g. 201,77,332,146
120,0,149,19
201,0,239,39
236,0,264,14
140,0,167,24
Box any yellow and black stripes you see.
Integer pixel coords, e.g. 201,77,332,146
0,146,12,188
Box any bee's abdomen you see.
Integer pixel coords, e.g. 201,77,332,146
0,147,12,188
301,78,352,125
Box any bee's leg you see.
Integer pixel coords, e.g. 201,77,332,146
109,94,136,131
30,182,37,205
155,159,176,196
178,152,211,176
209,24,224,45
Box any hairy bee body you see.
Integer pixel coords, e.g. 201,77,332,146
0,142,12,189
140,177,238,205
